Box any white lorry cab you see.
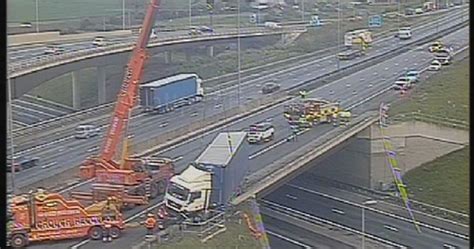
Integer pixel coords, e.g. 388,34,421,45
164,132,248,221
247,122,275,144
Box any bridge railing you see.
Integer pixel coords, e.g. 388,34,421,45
8,27,306,77
390,112,469,130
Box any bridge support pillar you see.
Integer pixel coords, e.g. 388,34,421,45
164,51,172,64
97,66,107,104
208,45,214,57
71,71,81,110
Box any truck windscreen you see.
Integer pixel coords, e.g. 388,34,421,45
167,182,189,201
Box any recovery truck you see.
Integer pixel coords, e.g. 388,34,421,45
283,98,341,128
7,189,123,248
164,132,249,221
76,0,175,209
344,29,372,52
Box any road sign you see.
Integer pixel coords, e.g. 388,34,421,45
368,15,383,27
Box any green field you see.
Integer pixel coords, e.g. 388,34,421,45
404,147,470,213
393,57,470,213
7,0,200,23
390,57,470,123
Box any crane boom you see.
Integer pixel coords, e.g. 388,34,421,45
100,0,160,161
79,0,161,180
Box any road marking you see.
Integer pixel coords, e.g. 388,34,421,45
71,201,165,249
262,200,406,248
41,162,57,169
287,184,469,240
266,230,312,249
285,194,298,200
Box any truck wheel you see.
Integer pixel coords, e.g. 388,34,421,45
150,183,159,199
110,226,121,239
11,234,27,248
88,226,103,240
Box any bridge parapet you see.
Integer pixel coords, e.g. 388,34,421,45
8,27,307,78
232,112,379,205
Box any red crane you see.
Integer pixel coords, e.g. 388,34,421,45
80,0,162,181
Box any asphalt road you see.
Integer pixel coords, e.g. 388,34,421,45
8,12,469,190
22,22,470,249
291,173,470,236
262,182,469,248
263,214,355,249
7,26,272,63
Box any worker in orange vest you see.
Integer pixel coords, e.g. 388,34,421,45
145,213,157,235
102,218,113,242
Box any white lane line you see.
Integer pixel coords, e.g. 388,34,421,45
262,200,407,248
266,230,312,249
41,162,57,169
287,184,470,240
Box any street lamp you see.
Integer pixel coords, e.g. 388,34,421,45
122,0,126,30
189,0,192,27
237,0,241,106
35,0,39,33
302,0,305,22
337,0,341,70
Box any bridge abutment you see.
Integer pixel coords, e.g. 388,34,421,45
97,66,107,104
71,71,81,109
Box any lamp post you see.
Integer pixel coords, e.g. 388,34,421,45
302,0,305,22
7,53,16,194
237,0,241,106
35,0,39,33
337,0,341,70
189,0,192,27
122,0,126,30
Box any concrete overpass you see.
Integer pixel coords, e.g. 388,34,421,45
8,27,306,108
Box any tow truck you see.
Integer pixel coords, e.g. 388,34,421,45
8,189,123,248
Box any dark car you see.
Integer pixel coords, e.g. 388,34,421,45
199,26,214,33
262,82,281,94
7,156,40,172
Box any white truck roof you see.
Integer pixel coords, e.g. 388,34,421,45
195,132,247,167
141,73,199,88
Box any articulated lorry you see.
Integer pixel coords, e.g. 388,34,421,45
8,189,124,248
139,74,204,114
164,132,249,221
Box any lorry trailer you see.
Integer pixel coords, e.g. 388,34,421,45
139,74,204,113
164,132,249,221
8,189,124,248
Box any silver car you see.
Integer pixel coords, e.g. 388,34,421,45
75,124,101,139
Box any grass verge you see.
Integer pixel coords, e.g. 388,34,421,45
390,57,469,123
391,57,469,213
404,147,469,213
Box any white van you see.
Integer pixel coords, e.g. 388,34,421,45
75,124,101,139
398,27,412,40
247,122,275,144
92,36,107,46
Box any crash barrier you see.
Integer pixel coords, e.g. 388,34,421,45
9,27,306,77
9,30,132,46
11,8,464,138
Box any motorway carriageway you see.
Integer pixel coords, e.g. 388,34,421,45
10,9,468,190
8,28,219,62
260,173,469,248
26,24,470,249
10,6,468,152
